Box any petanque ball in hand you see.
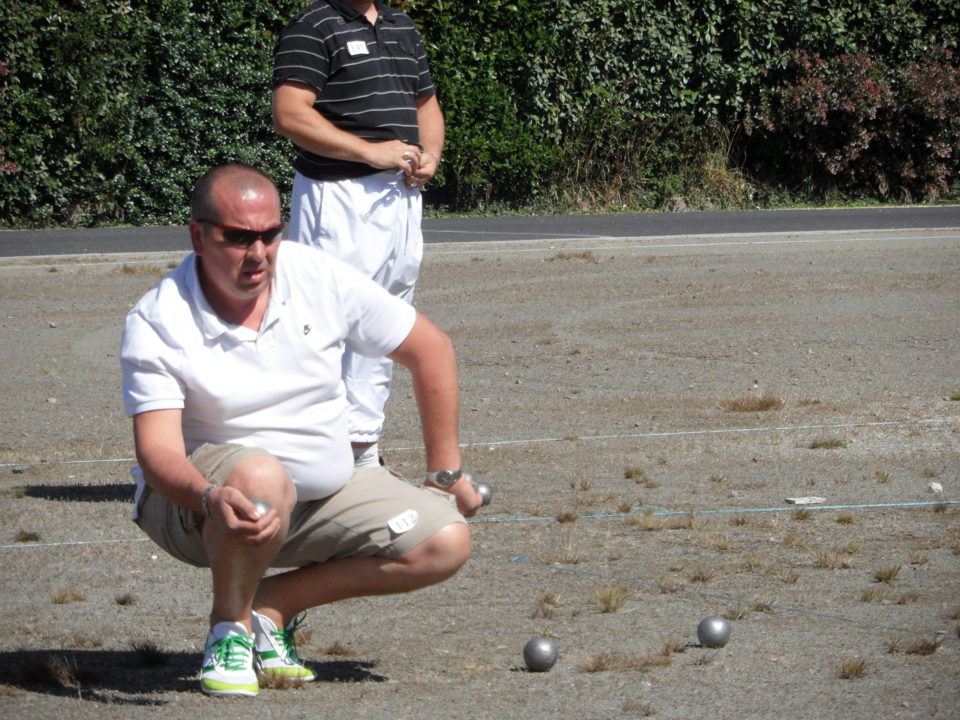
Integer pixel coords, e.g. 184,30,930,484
251,498,272,518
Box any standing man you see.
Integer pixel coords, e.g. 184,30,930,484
122,164,480,697
272,0,444,469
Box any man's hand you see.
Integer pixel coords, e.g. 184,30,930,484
404,150,440,190
206,485,282,546
448,477,484,518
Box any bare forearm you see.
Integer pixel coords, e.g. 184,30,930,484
389,315,461,470
417,95,445,160
133,411,208,512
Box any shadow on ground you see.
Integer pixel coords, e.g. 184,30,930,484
23,483,136,502
0,648,388,705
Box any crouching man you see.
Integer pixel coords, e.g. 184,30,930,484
121,164,482,696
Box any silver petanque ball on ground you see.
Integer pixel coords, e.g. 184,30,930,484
697,615,731,648
250,498,272,518
523,636,558,671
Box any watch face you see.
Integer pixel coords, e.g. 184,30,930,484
434,469,461,487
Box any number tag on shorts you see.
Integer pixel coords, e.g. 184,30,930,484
347,40,369,56
387,509,419,535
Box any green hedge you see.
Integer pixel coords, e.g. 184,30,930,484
1,0,958,226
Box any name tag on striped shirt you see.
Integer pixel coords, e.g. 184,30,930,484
347,40,369,56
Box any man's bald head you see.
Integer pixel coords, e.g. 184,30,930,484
190,164,279,223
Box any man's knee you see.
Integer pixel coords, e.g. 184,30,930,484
401,522,471,581
224,454,294,512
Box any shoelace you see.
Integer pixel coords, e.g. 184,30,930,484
271,613,307,664
210,634,254,670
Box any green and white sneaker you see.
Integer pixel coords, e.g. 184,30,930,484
200,621,259,697
252,610,316,681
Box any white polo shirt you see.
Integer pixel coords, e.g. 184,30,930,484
121,241,416,501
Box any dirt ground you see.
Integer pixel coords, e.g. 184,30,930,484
1,225,958,719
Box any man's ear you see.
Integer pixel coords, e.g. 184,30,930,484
189,220,204,255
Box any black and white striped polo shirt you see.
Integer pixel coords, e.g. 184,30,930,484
273,0,436,181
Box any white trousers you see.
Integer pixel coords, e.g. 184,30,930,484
289,171,423,443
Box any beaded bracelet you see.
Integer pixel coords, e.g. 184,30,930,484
201,484,215,517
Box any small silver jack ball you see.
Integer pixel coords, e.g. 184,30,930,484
474,481,493,506
523,636,558,671
250,498,272,518
697,615,731,648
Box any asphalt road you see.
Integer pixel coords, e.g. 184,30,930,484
1,205,959,257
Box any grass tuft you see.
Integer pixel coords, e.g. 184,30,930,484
720,394,785,412
688,566,716,583
15,530,40,543
581,651,671,673
25,654,98,689
836,657,868,679
809,438,846,449
872,565,902,583
52,588,85,604
320,641,357,657
532,591,562,619
132,639,168,666
592,584,631,613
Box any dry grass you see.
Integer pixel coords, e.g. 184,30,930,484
887,637,943,655
115,593,137,606
581,650,671,673
118,263,163,275
781,531,807,549
52,588,85,604
556,510,577,523
836,657,868,679
724,604,750,621
320,641,357,657
720,393,785,412
257,672,310,690
532,591,562,619
25,654,98,690
776,567,800,584
751,598,775,614
835,513,855,525
629,513,703,531
688,565,716,583
625,467,659,488
546,251,599,263
71,634,102,649
872,470,891,483
131,639,168,666
621,700,656,716
812,550,854,570
15,530,40,543
872,565,902,583
557,533,582,565
809,438,846,449
592,584,631,613
792,508,813,521
655,578,682,594
908,551,928,565
860,587,884,603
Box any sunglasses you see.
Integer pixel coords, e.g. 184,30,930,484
197,218,285,247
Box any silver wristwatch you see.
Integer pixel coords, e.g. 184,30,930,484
425,468,462,488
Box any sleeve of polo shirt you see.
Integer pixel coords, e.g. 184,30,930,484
272,19,330,93
334,262,417,359
120,311,186,416
413,28,435,98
